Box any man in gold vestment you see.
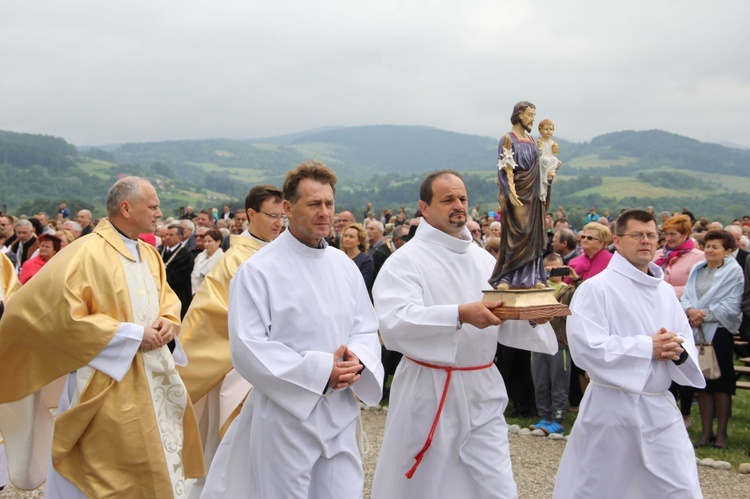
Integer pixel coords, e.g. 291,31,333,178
0,177,204,498
0,252,20,490
178,184,284,496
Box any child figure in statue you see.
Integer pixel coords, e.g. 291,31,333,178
537,119,562,203
488,101,553,290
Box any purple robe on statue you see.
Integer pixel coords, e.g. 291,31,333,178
488,132,549,289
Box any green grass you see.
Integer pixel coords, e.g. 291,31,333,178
185,162,268,183
573,176,706,199
567,154,639,169
77,159,115,179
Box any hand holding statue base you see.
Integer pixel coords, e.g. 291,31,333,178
481,288,570,321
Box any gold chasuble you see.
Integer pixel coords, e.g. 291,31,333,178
0,220,205,498
0,253,20,302
178,234,262,438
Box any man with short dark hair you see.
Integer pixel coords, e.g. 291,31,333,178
221,204,234,220
231,210,247,235
552,228,580,265
553,217,569,230
0,176,204,497
0,216,16,266
202,162,382,498
554,209,704,498
372,170,556,498
195,210,214,229
159,223,193,318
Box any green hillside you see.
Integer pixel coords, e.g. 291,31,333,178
1,126,749,226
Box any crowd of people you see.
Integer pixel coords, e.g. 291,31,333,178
0,165,748,497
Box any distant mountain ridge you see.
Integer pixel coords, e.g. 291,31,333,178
2,125,750,223
97,125,750,182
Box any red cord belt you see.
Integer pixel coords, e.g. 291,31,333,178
403,356,494,479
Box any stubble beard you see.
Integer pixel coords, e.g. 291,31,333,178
449,212,467,228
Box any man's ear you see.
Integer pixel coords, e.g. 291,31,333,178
417,200,428,220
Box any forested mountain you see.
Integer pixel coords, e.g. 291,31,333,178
1,126,749,226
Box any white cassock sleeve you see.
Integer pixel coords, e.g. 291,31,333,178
374,260,461,363
665,299,706,389
88,322,144,382
344,274,384,407
228,266,335,421
497,320,558,355
567,283,655,393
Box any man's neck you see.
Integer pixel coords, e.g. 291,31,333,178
109,218,139,239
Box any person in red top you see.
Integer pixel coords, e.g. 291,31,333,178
19,234,61,284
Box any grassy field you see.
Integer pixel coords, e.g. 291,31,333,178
566,153,639,169
572,176,705,199
186,162,268,183
77,159,115,179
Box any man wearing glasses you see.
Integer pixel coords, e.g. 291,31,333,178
178,184,286,497
554,210,705,498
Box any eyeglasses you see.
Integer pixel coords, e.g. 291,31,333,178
260,210,287,222
581,235,600,241
618,232,659,241
471,229,482,234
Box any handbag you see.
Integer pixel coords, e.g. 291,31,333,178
697,326,721,380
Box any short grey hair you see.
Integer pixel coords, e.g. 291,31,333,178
180,219,195,232
106,176,146,216
63,220,82,232
367,220,384,233
16,219,32,229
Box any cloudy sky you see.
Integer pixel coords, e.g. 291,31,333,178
2,1,748,148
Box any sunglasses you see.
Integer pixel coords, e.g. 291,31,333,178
581,235,600,241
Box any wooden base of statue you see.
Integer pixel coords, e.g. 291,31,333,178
482,288,571,321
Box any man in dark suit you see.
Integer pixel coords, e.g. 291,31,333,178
77,209,95,237
9,219,39,273
159,223,194,318
222,204,235,221
727,225,748,268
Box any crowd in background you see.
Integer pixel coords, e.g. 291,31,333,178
2,194,750,447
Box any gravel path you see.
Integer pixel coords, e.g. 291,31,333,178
3,407,749,498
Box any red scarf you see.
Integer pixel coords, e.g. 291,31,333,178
655,239,695,269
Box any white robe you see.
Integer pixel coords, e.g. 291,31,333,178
371,220,557,499
202,230,383,499
553,252,705,499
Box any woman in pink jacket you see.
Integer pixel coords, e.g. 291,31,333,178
566,222,613,285
653,214,705,299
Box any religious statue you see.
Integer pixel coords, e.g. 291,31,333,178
488,101,553,290
536,118,561,203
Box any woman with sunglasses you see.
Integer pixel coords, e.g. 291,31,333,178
566,222,613,285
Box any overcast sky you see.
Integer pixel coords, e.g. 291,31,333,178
2,1,749,149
